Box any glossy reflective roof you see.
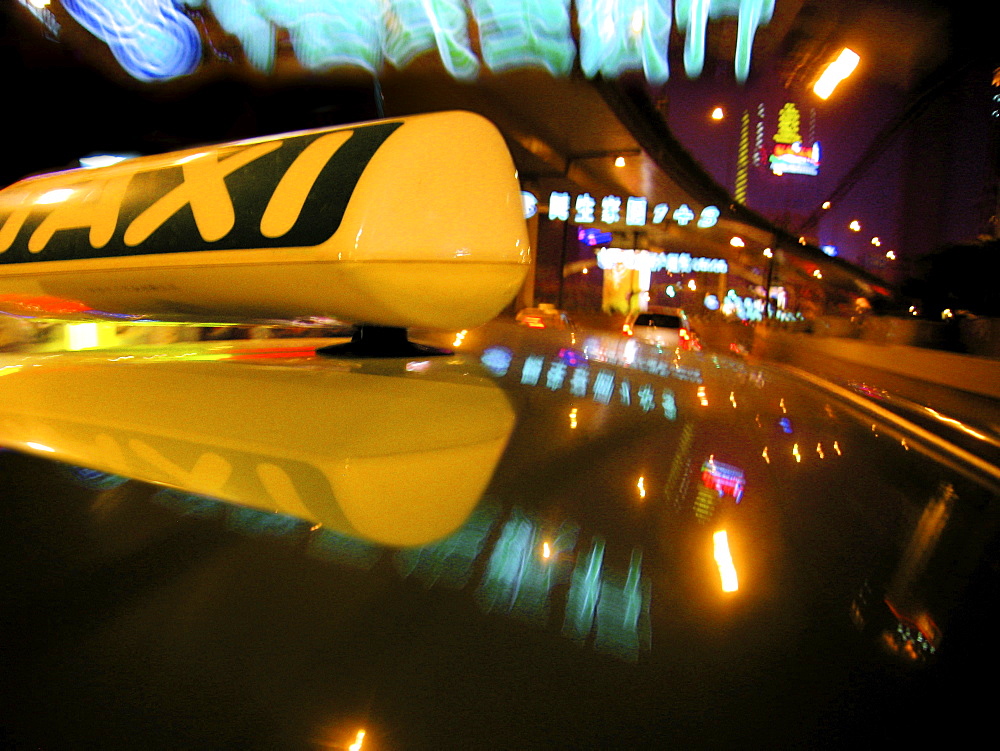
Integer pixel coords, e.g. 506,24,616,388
2,322,997,748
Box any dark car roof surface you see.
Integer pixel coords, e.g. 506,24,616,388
2,321,997,749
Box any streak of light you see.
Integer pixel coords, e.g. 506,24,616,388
713,530,739,592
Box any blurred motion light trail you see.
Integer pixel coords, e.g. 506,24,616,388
813,48,860,99
713,530,739,592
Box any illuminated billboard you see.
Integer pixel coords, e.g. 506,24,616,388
769,103,820,176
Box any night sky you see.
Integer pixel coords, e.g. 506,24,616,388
660,2,998,280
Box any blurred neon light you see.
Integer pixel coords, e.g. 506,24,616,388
395,503,499,588
62,0,201,81
66,322,100,350
578,0,671,83
79,154,137,169
713,530,739,592
477,509,579,622
813,48,860,100
701,457,745,501
596,248,728,274
675,0,774,81
521,190,538,219
469,0,574,76
770,141,820,176
26,441,56,452
19,0,60,36
551,192,719,229
50,0,779,83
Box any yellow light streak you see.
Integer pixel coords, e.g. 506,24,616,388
713,530,739,592
813,48,860,100
569,407,578,429
349,730,366,751
925,408,989,441
637,476,646,499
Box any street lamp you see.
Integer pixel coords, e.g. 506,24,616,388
813,48,860,100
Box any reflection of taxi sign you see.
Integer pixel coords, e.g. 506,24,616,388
0,111,530,330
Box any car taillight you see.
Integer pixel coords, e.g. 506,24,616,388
524,316,545,328
622,325,633,336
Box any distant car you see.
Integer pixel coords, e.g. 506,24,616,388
623,306,699,349
516,303,575,330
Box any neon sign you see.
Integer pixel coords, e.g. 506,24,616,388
770,142,820,176
596,248,729,274
545,192,720,229
770,103,820,176
46,1,774,83
700,457,745,502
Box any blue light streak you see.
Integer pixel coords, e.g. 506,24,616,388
63,0,202,81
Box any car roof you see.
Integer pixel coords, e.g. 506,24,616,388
2,320,996,748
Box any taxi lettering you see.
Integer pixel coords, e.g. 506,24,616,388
0,121,401,263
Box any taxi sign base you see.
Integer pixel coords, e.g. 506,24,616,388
317,325,453,358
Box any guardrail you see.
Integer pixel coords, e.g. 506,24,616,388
752,324,1000,401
